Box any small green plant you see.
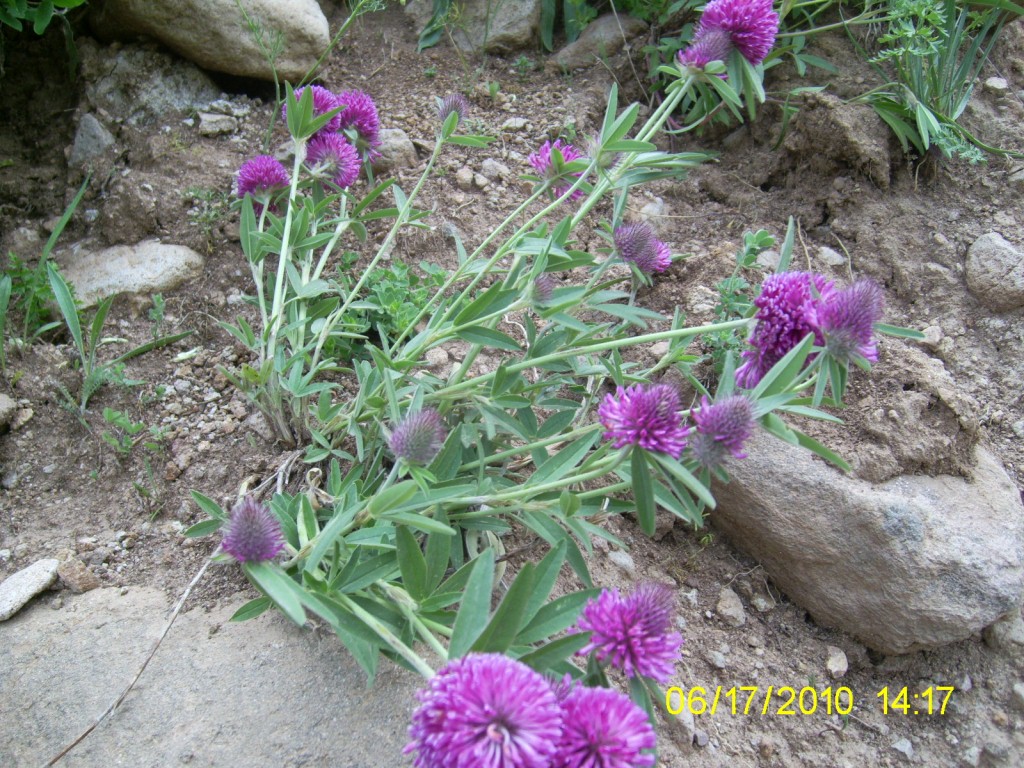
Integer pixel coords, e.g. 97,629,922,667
423,64,437,78
514,54,535,79
486,80,501,100
185,187,231,242
148,293,166,340
0,0,87,76
857,0,1024,162
100,406,167,456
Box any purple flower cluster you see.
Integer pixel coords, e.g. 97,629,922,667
574,582,683,684
336,88,382,156
613,222,673,274
221,496,285,563
687,394,755,471
528,139,586,201
307,133,361,189
598,383,687,459
678,0,780,70
735,272,884,388
281,85,343,134
236,154,290,211
406,653,657,768
389,409,447,465
437,93,470,126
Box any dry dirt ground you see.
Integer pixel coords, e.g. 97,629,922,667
2,5,1024,767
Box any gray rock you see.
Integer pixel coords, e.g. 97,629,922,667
501,117,528,132
0,559,59,621
372,128,418,174
707,650,728,669
480,158,511,181
715,587,746,627
197,112,238,136
818,245,846,267
983,607,1024,650
58,240,204,307
57,558,102,594
454,167,474,191
607,549,636,575
891,738,914,760
405,0,541,54
551,13,647,71
69,113,116,167
79,40,220,125
966,232,1024,312
0,393,16,432
826,645,848,678
712,433,1024,654
90,0,329,82
1012,682,1024,712
638,197,668,234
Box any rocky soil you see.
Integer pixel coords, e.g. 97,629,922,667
2,3,1024,766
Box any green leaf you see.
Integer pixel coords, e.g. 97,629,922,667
366,480,419,519
424,508,452,594
791,428,851,471
183,519,222,538
230,596,272,622
448,135,496,147
471,563,536,654
47,264,84,361
454,283,519,325
455,326,521,351
520,540,566,628
243,561,307,626
529,431,599,487
32,0,54,34
516,590,597,645
190,490,227,521
876,323,925,340
631,449,656,536
379,511,457,536
448,549,495,658
518,632,591,673
395,525,428,602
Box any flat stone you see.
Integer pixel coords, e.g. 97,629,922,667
818,245,846,266
501,117,528,132
90,0,329,82
0,559,59,621
551,13,647,71
966,232,1024,313
0,393,16,431
891,738,914,760
715,587,746,627
607,549,636,575
69,113,116,167
58,240,204,307
480,158,510,181
826,645,848,678
197,112,238,136
372,128,418,174
712,433,1024,654
405,0,541,54
984,608,1024,649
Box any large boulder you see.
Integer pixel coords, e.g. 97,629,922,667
711,432,1024,654
550,13,647,72
404,0,541,53
965,231,1024,313
90,0,330,82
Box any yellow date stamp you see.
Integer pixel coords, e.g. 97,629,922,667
665,685,955,717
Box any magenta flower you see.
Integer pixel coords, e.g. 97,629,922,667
735,271,835,389
678,0,780,70
574,583,683,684
598,383,687,459
437,93,470,126
406,653,562,768
221,497,285,564
613,223,672,274
687,394,755,470
336,89,381,149
236,155,290,208
528,139,585,201
306,133,361,188
819,279,884,364
554,686,657,768
281,85,342,135
389,410,447,465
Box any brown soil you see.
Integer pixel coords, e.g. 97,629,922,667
2,6,1024,766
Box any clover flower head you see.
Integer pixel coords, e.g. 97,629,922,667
306,133,361,189
574,583,683,684
527,139,585,201
221,496,285,564
554,685,657,768
336,89,381,146
532,273,560,304
437,93,470,126
598,383,687,459
688,394,755,470
613,223,673,274
678,0,780,71
406,653,562,768
735,271,835,389
819,279,884,364
281,85,342,135
236,155,290,206
389,409,447,465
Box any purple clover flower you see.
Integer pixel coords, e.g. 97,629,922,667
554,686,657,768
236,155,290,209
389,409,447,465
306,133,361,189
281,85,342,135
735,271,835,389
687,394,755,471
437,93,470,126
678,0,780,70
336,89,381,150
598,383,687,459
405,653,563,768
221,497,285,564
819,279,884,364
527,139,585,201
532,273,559,304
613,223,672,274
574,583,683,684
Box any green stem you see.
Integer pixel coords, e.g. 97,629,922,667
459,424,599,471
336,593,436,679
